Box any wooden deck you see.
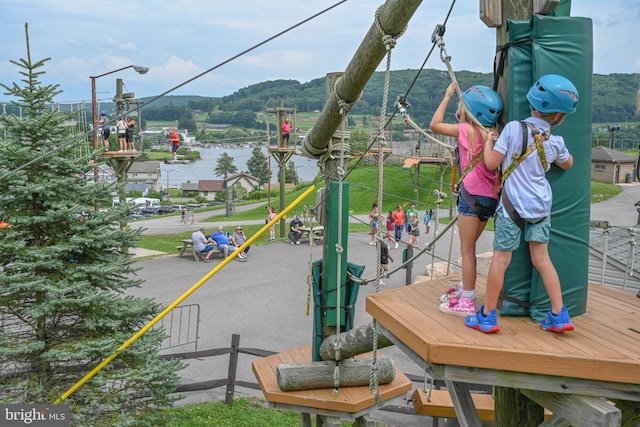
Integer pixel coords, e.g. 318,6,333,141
402,156,450,169
366,275,640,425
252,345,412,415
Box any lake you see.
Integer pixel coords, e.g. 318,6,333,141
159,145,319,188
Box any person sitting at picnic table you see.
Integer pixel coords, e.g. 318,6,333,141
210,225,247,261
288,215,304,245
231,225,250,259
191,227,216,262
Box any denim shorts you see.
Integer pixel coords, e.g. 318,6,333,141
457,195,498,219
493,207,550,252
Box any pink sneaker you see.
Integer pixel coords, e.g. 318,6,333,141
439,282,461,303
439,296,476,317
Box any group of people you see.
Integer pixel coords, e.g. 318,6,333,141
369,203,434,250
97,112,137,152
191,226,250,262
427,74,579,335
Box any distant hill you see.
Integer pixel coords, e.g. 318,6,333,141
139,69,639,125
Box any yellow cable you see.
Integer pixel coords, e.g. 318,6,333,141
55,184,316,403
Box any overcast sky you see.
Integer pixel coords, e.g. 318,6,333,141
1,0,638,106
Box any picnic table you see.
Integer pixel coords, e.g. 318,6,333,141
176,239,221,261
298,225,324,246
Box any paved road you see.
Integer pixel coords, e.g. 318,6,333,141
126,184,639,426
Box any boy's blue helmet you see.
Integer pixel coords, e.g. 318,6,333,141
461,85,503,127
526,74,579,114
101,111,106,115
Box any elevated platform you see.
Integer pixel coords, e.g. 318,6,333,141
252,345,412,420
103,151,142,159
402,156,450,170
366,275,640,425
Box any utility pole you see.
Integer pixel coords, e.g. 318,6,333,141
301,0,423,361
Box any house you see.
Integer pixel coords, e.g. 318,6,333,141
127,161,161,192
180,180,224,200
591,146,637,184
179,173,260,200
84,164,116,184
225,172,261,193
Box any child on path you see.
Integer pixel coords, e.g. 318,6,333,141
430,82,502,316
368,203,382,245
379,241,394,286
424,209,432,234
385,210,397,249
465,74,579,333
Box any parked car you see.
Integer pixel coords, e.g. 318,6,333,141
140,206,159,215
157,206,174,214
171,204,186,212
127,213,145,220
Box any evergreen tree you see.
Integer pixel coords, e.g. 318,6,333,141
0,25,181,426
246,146,269,185
214,152,237,179
285,160,299,184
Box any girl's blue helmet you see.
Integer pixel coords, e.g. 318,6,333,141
526,74,579,114
461,85,503,127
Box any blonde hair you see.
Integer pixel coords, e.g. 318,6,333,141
457,103,491,160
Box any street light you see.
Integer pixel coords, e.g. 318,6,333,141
90,65,148,211
165,169,177,204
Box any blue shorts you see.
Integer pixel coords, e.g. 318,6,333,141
493,207,550,252
457,194,497,219
200,245,215,252
371,222,378,229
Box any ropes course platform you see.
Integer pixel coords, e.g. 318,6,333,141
366,275,640,426
102,151,142,159
252,345,412,425
402,156,450,170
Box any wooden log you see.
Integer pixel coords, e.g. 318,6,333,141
319,323,393,361
276,357,395,392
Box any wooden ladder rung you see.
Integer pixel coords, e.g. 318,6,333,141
412,388,496,421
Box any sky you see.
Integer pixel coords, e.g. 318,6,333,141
0,0,638,107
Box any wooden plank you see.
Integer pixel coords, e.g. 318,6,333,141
252,345,412,414
445,380,483,427
366,276,640,385
412,388,495,420
521,389,621,427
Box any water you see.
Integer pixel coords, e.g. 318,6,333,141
159,145,319,188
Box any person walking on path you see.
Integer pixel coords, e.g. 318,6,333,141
385,210,397,249
392,205,406,243
430,82,502,316
368,203,382,245
465,74,579,334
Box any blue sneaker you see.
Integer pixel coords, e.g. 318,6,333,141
540,306,574,333
464,305,500,333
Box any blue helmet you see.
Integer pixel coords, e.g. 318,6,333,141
526,74,579,114
461,85,503,127
101,111,106,115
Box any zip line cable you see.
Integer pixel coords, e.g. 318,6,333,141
0,0,348,182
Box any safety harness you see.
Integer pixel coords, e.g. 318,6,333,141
500,121,550,228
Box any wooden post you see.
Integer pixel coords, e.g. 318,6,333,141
225,333,240,405
319,323,393,361
276,357,395,392
304,0,423,362
487,1,550,425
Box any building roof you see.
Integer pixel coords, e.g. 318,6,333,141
591,146,636,163
199,180,224,192
226,171,260,185
129,161,161,173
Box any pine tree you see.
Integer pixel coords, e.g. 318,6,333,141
213,151,237,179
246,146,269,185
0,25,181,426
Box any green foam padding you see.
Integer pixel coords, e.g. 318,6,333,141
501,15,592,321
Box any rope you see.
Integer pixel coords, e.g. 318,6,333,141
332,94,349,396
369,7,404,402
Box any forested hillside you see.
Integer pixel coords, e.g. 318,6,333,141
141,69,639,125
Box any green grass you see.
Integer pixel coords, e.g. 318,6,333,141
591,180,623,203
164,397,327,427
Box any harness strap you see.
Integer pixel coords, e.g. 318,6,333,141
501,121,550,227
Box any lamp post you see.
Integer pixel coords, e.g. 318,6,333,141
165,169,177,204
608,124,620,150
90,65,148,211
